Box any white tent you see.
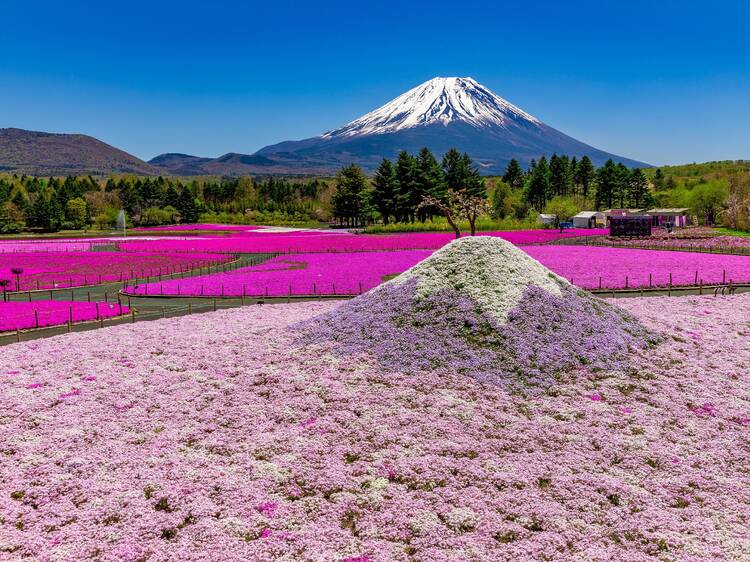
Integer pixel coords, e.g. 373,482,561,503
572,211,605,228
538,213,556,226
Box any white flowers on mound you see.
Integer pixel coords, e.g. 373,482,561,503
388,236,567,323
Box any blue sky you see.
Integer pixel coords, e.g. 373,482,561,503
1,0,748,165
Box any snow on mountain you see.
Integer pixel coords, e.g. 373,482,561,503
155,76,651,176
322,77,541,138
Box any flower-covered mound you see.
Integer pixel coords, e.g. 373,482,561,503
297,237,655,389
0,252,229,290
1,294,749,560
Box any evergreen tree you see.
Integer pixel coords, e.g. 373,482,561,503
502,158,525,189
29,188,64,231
164,185,181,210
332,164,371,227
574,155,595,197
550,154,570,196
460,153,486,198
652,168,665,190
569,156,578,188
394,151,419,222
177,186,199,223
370,158,398,224
594,159,618,210
524,156,551,212
415,147,445,220
615,163,630,207
491,181,512,219
442,149,485,198
627,168,650,208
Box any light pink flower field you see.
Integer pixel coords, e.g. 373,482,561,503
0,294,748,560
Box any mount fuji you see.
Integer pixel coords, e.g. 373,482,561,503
241,76,649,175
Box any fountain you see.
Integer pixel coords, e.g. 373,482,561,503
116,210,126,236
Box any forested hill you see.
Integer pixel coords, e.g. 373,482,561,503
0,128,161,176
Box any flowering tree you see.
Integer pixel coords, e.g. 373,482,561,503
418,189,490,238
10,267,23,291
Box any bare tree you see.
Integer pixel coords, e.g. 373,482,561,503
418,189,490,239
725,175,750,230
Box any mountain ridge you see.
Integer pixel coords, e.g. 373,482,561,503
1,77,650,176
253,76,649,174
0,128,161,176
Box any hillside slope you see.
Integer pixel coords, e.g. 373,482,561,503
0,128,161,176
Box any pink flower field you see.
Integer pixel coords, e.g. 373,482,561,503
524,246,750,288
120,245,750,297
0,252,230,290
0,301,129,331
133,223,263,232
116,228,608,254
0,293,748,560
122,251,432,297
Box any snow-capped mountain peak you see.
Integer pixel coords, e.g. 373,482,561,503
321,76,541,139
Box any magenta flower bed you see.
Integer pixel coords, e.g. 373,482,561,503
122,245,750,296
118,229,606,254
608,235,750,252
0,301,129,331
524,246,750,288
133,223,263,232
0,237,207,253
123,251,432,297
0,252,230,291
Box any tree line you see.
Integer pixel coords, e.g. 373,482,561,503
514,155,652,214
331,150,658,228
332,148,486,227
0,175,333,232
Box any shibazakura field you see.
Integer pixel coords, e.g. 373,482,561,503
1,226,750,561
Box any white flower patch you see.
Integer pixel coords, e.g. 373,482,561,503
387,237,566,323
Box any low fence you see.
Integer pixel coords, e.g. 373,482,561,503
0,303,129,333
551,235,750,256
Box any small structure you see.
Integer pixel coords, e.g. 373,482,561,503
538,213,556,227
609,215,652,237
646,208,692,228
603,209,643,226
572,211,605,229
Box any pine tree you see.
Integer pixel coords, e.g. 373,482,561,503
550,154,569,196
574,155,595,197
442,149,485,198
164,185,181,211
652,168,665,190
594,159,618,210
524,156,551,212
415,148,445,220
502,158,525,189
177,186,199,223
442,148,464,192
615,163,630,208
371,158,398,224
394,151,419,222
460,153,486,198
627,168,650,208
332,164,371,227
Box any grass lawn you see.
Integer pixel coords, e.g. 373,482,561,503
715,227,750,238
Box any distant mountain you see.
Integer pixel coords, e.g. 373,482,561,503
149,152,341,177
254,77,650,174
3,78,649,177
0,128,161,176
